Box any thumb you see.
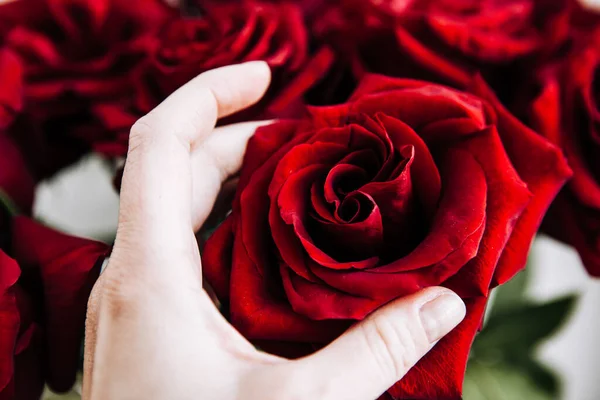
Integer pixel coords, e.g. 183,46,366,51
293,287,466,400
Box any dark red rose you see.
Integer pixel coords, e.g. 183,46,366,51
136,1,307,109
93,1,312,158
0,0,173,177
316,0,573,98
0,0,173,116
529,27,600,276
203,75,570,399
0,216,109,398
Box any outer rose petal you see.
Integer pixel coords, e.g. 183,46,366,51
448,126,531,297
202,217,235,301
11,217,109,392
12,287,44,400
236,121,305,205
280,266,382,320
229,228,350,342
388,297,487,400
468,77,572,285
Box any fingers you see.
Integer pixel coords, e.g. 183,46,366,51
191,120,272,229
293,287,466,400
114,62,270,263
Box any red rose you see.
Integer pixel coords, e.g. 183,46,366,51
0,216,109,398
93,1,312,158
0,0,172,113
203,75,570,399
137,2,307,109
317,0,572,95
0,0,174,177
529,27,600,276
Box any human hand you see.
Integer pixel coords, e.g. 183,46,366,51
82,61,466,400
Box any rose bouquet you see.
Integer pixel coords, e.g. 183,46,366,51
0,0,598,399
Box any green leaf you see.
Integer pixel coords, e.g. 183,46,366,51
518,358,560,395
464,360,555,400
472,295,577,359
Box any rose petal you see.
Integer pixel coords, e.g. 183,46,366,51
308,149,486,299
0,252,20,397
12,287,44,400
11,217,109,392
448,126,531,296
469,77,572,285
374,148,487,274
202,217,235,301
230,228,349,342
376,114,441,216
275,162,380,269
270,165,323,281
281,266,382,320
350,82,487,131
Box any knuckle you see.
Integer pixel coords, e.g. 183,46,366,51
100,277,143,322
130,115,155,138
129,116,157,153
92,258,144,321
361,314,421,381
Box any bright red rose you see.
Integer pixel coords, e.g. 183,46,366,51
529,27,600,276
203,75,571,399
0,216,109,397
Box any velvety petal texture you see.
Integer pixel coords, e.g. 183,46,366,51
203,74,570,399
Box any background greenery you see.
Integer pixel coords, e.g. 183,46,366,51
463,265,577,400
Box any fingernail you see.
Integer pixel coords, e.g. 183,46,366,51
419,291,466,343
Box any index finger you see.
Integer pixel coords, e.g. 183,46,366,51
116,62,271,260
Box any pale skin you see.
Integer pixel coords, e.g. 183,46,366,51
82,62,467,400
